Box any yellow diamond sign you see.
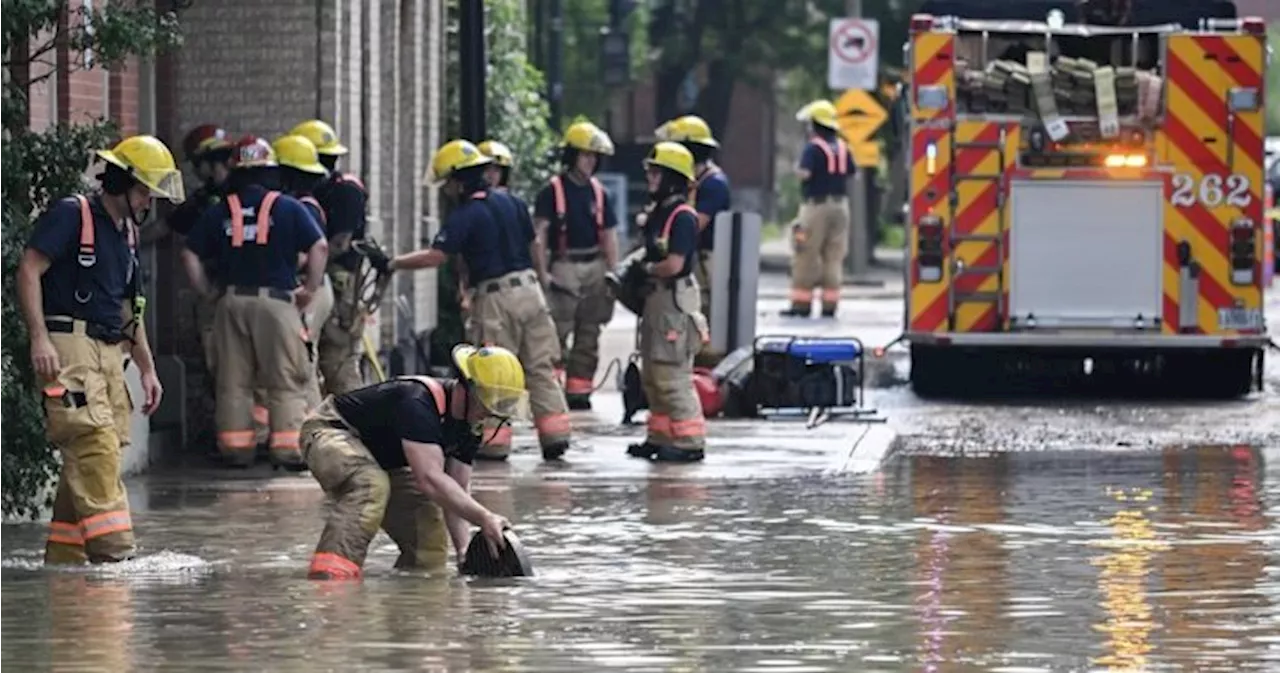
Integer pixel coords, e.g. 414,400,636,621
835,89,888,145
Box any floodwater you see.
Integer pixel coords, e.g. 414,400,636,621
3,444,1278,672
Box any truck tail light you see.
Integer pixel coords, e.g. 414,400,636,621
917,215,944,282
1104,153,1147,168
1230,218,1255,285
1241,17,1265,36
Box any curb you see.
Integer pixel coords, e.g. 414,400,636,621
829,424,901,474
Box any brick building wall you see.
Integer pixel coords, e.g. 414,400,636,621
140,0,443,456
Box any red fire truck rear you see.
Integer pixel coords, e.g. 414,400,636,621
901,6,1270,397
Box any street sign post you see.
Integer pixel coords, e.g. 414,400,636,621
828,18,879,91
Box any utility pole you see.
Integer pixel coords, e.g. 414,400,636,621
844,0,871,278
548,0,564,130
459,0,486,141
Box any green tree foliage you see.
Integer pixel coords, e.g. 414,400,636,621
538,0,650,126
646,0,916,136
2,0,181,519
435,0,560,364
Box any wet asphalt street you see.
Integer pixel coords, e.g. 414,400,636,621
3,269,1279,672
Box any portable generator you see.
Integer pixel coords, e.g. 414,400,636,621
750,335,883,428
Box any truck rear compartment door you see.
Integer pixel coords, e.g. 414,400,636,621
1009,180,1165,329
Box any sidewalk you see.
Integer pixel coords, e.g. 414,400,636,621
758,238,906,294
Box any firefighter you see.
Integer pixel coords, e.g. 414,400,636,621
784,99,851,319
477,139,515,192
664,115,731,364
273,133,338,407
168,126,273,431
181,136,329,470
17,134,184,564
289,119,369,396
302,344,520,579
533,119,620,411
391,139,572,462
625,142,709,463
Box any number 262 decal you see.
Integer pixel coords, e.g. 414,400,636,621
1170,173,1253,208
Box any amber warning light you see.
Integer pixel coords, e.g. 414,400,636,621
1104,154,1148,168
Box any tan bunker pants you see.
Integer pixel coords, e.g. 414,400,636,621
318,266,366,395
640,279,708,451
469,269,571,458
302,400,449,578
212,287,314,467
41,319,135,564
789,196,850,314
547,256,614,401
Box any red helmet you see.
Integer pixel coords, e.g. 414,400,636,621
182,124,231,161
229,135,278,170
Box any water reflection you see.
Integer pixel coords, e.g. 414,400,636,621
910,455,1011,672
1090,485,1168,671
1154,445,1272,673
1,446,1276,672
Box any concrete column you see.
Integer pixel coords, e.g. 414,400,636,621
417,0,444,335
397,0,428,341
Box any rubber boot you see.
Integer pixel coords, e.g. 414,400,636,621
626,442,658,459
541,440,569,461
820,306,837,319
474,453,510,463
565,394,592,411
779,302,811,318
651,445,705,463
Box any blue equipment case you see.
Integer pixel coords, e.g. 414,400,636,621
751,335,884,428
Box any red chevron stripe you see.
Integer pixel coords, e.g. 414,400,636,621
913,38,953,86
952,181,998,235
1194,35,1263,88
1163,294,1182,333
1165,48,1263,163
911,292,949,332
910,124,1001,219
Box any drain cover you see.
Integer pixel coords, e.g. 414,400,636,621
459,529,534,578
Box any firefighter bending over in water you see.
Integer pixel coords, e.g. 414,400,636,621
785,99,851,319
17,135,184,564
302,344,520,579
625,142,710,463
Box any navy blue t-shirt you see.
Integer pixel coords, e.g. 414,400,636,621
26,196,137,331
432,189,534,285
333,378,480,470
692,167,731,251
187,186,323,291
314,173,367,270
799,132,850,199
643,199,699,278
534,175,618,253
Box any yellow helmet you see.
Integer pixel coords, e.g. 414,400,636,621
452,344,529,419
425,139,493,186
562,120,615,155
477,140,514,167
796,99,839,130
96,135,185,203
288,119,348,156
643,141,696,181
271,134,327,175
668,115,720,148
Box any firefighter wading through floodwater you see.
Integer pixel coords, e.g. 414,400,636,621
17,135,184,564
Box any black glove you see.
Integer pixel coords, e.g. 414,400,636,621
364,245,392,275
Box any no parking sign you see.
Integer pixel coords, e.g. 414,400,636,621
828,17,879,90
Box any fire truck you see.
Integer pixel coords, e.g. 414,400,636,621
901,0,1271,398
